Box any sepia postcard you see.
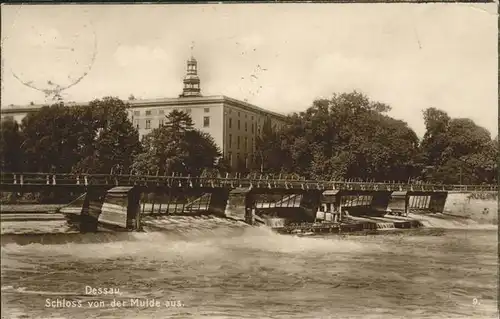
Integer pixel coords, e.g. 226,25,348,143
0,3,498,319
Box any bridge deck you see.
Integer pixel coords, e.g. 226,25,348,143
0,173,497,192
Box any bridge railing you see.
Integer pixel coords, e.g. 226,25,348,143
0,172,497,192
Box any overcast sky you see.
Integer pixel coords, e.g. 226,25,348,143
1,3,497,137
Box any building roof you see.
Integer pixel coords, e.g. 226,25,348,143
1,95,288,120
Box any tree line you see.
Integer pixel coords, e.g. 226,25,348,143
254,91,497,184
0,92,497,184
0,97,223,177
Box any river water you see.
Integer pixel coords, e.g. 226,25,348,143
1,213,497,319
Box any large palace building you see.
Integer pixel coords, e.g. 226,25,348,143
0,56,287,170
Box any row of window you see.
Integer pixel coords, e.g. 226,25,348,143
228,134,253,151
227,109,283,128
228,118,261,134
136,116,210,130
228,109,254,119
227,115,283,133
133,107,210,117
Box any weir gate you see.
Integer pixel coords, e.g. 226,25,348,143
0,172,497,232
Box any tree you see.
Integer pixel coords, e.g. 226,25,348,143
255,91,420,181
419,108,496,184
0,117,23,172
255,117,286,173
184,130,222,175
420,107,451,167
72,97,141,174
131,110,221,176
19,97,140,174
20,103,79,172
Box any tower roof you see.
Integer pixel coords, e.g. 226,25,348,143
180,53,202,98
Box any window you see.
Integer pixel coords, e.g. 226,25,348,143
203,116,210,127
229,134,232,148
237,136,240,149
159,110,165,115
159,119,164,127
244,137,248,150
185,108,192,113
145,120,151,129
238,111,241,117
237,120,241,130
251,115,254,120
251,138,253,150
134,120,140,130
228,152,232,164
134,111,140,116
204,108,210,113
229,118,232,128
145,110,152,116
245,114,247,118
244,122,247,132
251,123,254,133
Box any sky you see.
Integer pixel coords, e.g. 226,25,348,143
1,3,497,137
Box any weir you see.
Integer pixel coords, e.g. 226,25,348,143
57,186,455,232
4,172,494,233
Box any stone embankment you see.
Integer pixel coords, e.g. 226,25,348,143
443,192,497,225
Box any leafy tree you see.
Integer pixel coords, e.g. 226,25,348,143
184,130,222,174
19,97,140,174
255,117,286,173
419,108,496,184
420,107,451,167
72,97,141,174
131,110,221,176
0,117,23,172
21,103,79,172
256,91,420,181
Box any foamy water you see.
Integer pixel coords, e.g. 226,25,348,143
409,213,498,230
1,215,498,319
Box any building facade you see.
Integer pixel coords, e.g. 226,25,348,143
1,56,287,170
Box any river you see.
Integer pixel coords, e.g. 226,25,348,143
1,213,497,319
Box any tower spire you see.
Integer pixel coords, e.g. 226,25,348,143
190,41,195,59
180,44,202,98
